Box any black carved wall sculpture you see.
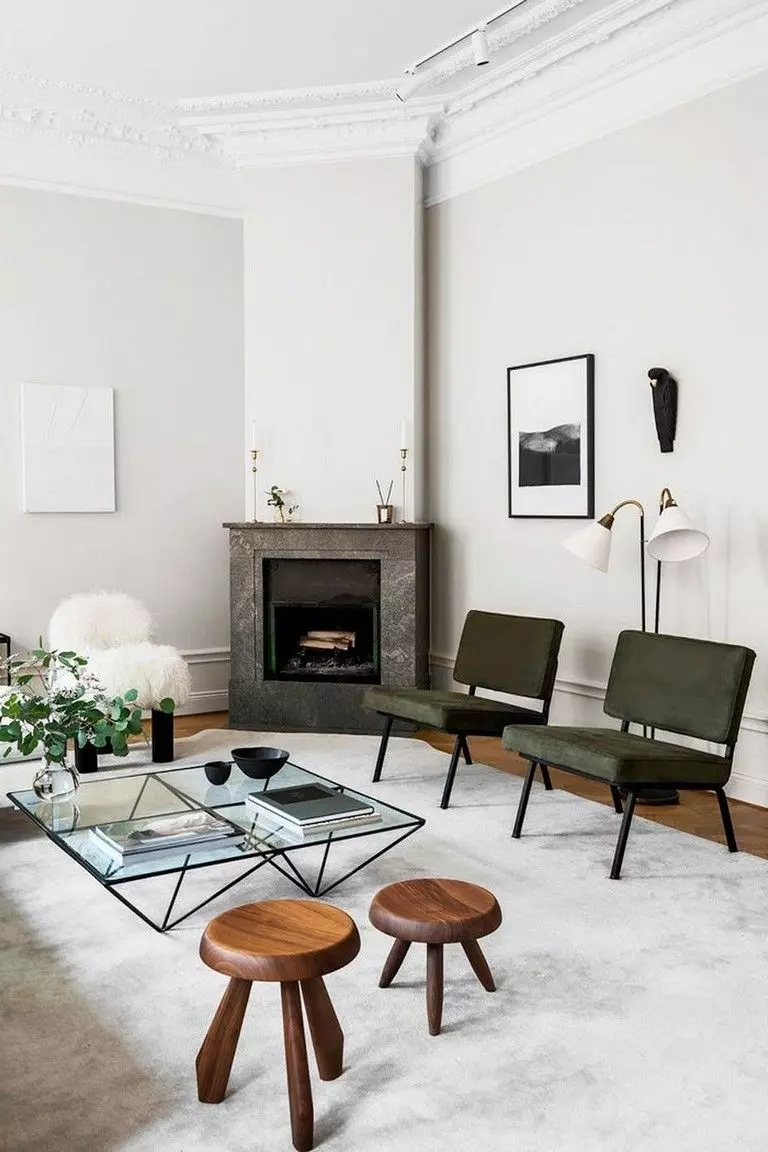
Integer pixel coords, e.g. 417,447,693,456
648,367,677,453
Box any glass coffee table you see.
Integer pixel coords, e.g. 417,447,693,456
8,759,424,932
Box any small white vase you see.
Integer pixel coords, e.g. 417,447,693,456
33,758,80,802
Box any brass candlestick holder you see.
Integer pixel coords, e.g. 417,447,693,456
250,449,259,521
400,448,408,523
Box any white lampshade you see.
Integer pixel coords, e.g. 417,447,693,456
647,504,710,562
562,520,613,573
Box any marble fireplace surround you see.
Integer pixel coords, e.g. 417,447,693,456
224,523,431,733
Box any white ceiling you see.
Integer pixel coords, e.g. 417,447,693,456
0,0,500,101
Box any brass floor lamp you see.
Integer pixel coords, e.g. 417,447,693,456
563,499,647,632
646,487,710,632
563,489,710,804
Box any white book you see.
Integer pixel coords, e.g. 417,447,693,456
89,810,237,863
247,806,382,840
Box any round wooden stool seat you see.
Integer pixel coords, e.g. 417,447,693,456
369,878,501,945
200,899,361,983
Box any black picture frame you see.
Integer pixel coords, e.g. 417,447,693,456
507,353,594,520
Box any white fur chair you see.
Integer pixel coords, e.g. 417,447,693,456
49,592,191,766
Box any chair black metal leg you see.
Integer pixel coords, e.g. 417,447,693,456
610,790,637,880
440,736,464,810
460,735,473,765
715,788,738,853
512,761,537,839
539,764,553,791
372,715,394,783
610,786,624,814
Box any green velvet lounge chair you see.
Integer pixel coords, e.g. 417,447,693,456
503,629,756,879
364,610,564,809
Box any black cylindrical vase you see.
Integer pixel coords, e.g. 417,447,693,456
74,741,99,774
151,709,174,763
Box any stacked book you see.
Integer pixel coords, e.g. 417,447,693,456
89,810,238,864
246,782,381,839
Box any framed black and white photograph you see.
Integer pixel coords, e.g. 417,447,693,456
507,353,594,519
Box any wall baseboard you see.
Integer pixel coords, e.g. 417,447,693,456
175,690,229,717
177,647,230,716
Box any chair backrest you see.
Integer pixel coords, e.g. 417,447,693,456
49,592,153,652
453,610,564,702
604,630,756,747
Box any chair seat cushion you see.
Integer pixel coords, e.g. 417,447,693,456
87,643,191,710
365,686,541,734
502,726,730,787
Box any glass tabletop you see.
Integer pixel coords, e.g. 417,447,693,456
8,759,423,885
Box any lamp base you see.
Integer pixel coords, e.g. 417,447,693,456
634,788,680,807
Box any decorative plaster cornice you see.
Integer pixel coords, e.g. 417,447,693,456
174,0,768,176
0,98,221,165
426,0,768,203
0,0,766,209
176,79,401,115
178,90,444,168
0,66,169,113
0,67,238,210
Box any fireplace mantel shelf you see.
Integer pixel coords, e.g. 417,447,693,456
224,522,432,530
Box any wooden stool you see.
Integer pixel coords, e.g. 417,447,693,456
197,900,360,1152
369,878,502,1036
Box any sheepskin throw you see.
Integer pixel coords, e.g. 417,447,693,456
49,592,153,651
48,593,190,710
87,644,191,710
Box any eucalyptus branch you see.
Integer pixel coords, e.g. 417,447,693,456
0,645,151,766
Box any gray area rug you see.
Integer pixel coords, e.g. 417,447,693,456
2,730,767,1152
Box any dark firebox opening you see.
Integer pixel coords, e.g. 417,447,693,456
263,558,381,684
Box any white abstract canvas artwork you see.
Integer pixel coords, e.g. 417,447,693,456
21,384,115,513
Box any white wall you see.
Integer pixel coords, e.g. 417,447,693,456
0,186,243,710
243,158,424,523
426,69,768,804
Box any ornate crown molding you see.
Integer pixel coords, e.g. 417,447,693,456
0,0,765,209
0,100,221,165
0,69,222,165
426,0,768,203
176,85,444,167
176,79,401,115
0,67,239,211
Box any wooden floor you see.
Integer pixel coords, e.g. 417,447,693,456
179,712,768,862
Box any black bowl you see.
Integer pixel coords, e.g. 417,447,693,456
231,746,290,780
204,760,232,785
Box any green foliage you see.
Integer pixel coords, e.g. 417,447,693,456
265,485,299,521
0,646,156,766
266,483,286,510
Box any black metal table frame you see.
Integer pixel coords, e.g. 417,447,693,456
8,763,425,933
